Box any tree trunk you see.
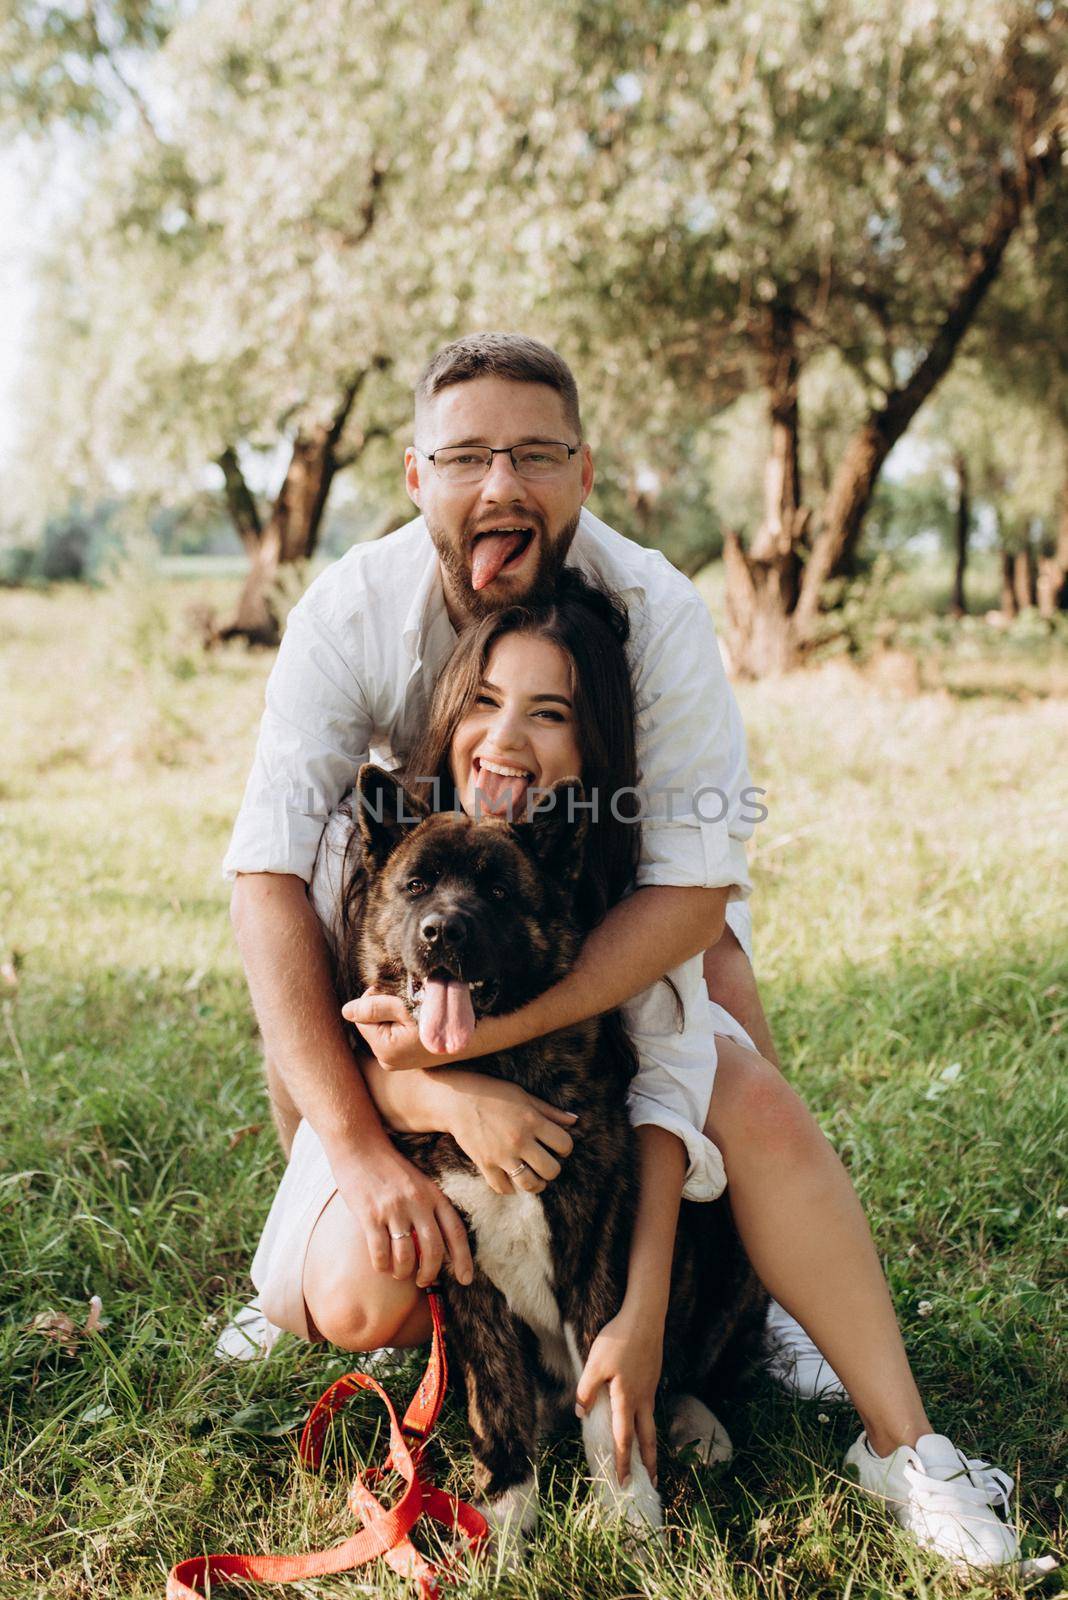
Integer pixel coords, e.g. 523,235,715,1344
724,299,809,676
1013,541,1037,611
950,451,970,617
213,375,369,646
1000,548,1018,617
1037,484,1068,616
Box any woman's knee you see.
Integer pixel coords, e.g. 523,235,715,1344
706,1037,826,1165
302,1194,426,1351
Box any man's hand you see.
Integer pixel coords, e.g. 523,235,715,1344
332,1140,474,1290
343,987,439,1071
574,1304,665,1486
444,1071,578,1194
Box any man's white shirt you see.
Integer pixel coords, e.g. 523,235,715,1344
224,508,758,1200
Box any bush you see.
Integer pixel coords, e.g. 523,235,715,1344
0,545,38,587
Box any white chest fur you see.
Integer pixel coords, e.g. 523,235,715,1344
438,1173,569,1360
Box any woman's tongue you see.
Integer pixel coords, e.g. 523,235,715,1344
470,529,530,591
418,976,475,1055
474,761,530,816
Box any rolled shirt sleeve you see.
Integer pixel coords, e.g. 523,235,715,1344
632,592,754,900
622,960,727,1202
222,602,374,883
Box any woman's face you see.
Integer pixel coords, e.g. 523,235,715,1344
450,632,583,818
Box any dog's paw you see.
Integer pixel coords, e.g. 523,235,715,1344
580,1389,664,1534
476,1475,537,1569
668,1394,733,1466
589,1460,664,1535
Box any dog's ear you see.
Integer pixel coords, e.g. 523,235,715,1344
512,776,588,881
354,764,429,870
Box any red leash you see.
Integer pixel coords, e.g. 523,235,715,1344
168,1290,489,1599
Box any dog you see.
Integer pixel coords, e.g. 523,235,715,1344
335,763,765,1554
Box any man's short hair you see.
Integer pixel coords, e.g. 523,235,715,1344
415,333,583,438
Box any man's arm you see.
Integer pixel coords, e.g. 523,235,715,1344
346,883,727,1068
482,882,727,1051
230,874,374,1155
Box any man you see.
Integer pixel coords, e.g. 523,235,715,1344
222,330,833,1387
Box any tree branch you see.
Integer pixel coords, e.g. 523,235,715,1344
217,446,263,551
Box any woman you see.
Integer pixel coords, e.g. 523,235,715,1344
252,569,1018,1571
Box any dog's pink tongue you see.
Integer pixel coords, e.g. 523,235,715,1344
419,977,476,1054
471,531,525,591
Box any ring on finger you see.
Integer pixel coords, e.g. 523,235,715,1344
506,1162,529,1180
389,1228,413,1240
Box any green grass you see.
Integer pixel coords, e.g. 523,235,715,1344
1,577,1066,1598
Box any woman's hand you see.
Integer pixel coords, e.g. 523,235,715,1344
343,987,436,1071
444,1071,579,1194
575,1304,665,1486
332,1141,474,1291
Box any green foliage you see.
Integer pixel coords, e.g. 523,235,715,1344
909,357,1067,556
0,502,126,586
0,0,175,132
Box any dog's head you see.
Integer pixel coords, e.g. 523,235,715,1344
353,763,588,1054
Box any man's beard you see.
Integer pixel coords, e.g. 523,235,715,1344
427,510,582,622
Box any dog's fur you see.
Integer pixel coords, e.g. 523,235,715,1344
336,764,765,1549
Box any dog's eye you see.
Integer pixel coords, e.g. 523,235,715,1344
489,884,507,902
406,878,429,897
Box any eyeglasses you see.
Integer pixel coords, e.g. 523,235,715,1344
415,441,579,483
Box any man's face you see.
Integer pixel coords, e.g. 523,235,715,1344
405,376,595,624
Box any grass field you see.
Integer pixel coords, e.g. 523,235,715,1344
1,569,1066,1599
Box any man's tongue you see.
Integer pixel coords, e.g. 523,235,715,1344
471,530,529,591
418,976,476,1055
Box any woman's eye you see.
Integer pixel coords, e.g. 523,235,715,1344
407,878,429,897
534,709,565,722
474,694,496,707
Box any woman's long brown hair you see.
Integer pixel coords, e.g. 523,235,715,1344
410,567,640,930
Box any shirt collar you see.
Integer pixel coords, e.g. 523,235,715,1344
565,508,647,607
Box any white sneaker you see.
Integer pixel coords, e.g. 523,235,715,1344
844,1429,1019,1569
214,1297,282,1362
763,1300,849,1402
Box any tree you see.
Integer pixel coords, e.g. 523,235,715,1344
909,357,1067,614
15,0,511,642
16,0,1068,660
971,179,1068,616
499,0,1068,671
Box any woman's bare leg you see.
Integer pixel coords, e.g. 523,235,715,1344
703,929,780,1066
303,1190,433,1349
705,1037,930,1457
